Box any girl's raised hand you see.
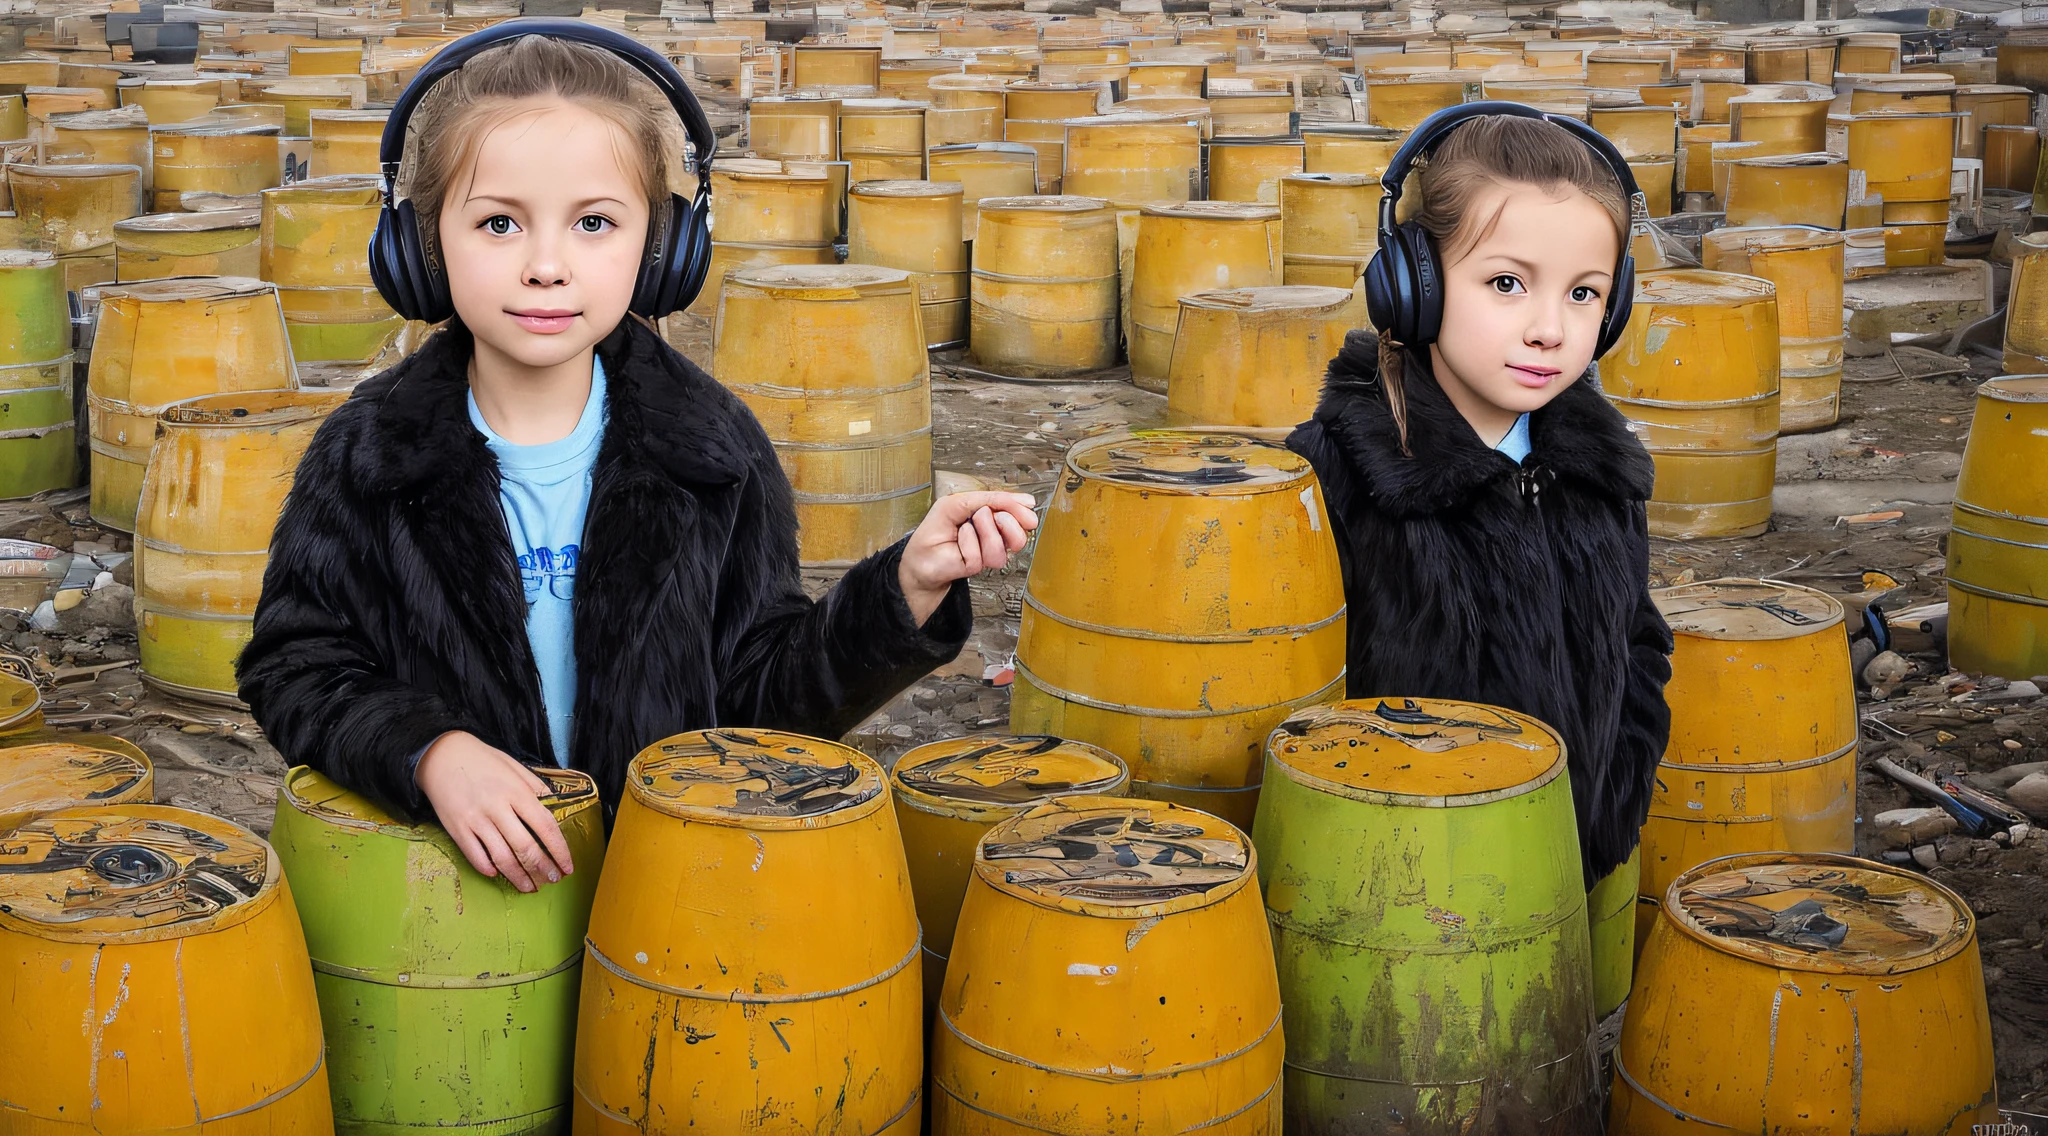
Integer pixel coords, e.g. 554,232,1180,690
414,731,576,892
898,491,1040,624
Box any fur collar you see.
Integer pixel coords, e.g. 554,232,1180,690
1311,330,1656,517
343,315,752,497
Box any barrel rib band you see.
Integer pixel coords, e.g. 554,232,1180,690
934,1071,1275,1133
1657,737,1857,774
310,949,582,989
1612,1055,1739,1129
203,1048,325,1122
1023,590,1346,642
1013,658,1345,719
1948,577,2048,608
790,482,933,506
576,1076,918,1132
584,933,920,1004
1268,898,1588,954
935,1002,1281,1084
1954,499,2048,529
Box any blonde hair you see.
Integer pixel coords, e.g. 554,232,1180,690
1380,114,1631,454
397,34,681,264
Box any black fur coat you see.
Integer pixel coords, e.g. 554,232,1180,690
1287,333,1674,888
238,316,969,818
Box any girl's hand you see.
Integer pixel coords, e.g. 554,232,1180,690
899,491,1039,625
415,731,575,892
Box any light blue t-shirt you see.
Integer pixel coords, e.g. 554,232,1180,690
468,358,607,767
1494,412,1532,465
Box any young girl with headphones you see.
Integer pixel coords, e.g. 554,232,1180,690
238,25,1038,892
1288,105,1675,899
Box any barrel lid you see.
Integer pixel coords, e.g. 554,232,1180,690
840,97,929,113
727,262,913,297
1654,578,1845,639
0,249,56,270
1208,135,1307,148
0,805,277,943
975,194,1109,214
1847,74,1956,91
850,178,965,198
929,142,1041,160
180,190,264,211
9,162,142,179
892,734,1128,819
307,108,390,123
115,208,261,234
1592,102,1680,115
138,76,221,88
1729,151,1844,169
1702,225,1846,255
1065,430,1311,493
261,173,381,203
97,275,276,304
1636,268,1777,306
975,796,1253,916
1979,375,2048,403
0,741,152,819
1301,124,1406,140
1281,171,1376,187
929,73,1013,89
1267,698,1567,805
152,116,280,136
749,94,842,109
1007,81,1096,92
48,106,148,130
627,729,885,826
1827,110,1963,123
1669,853,1975,974
0,672,40,734
1180,285,1354,315
712,156,831,182
284,764,596,835
1140,200,1280,221
1730,82,1835,102
160,388,348,427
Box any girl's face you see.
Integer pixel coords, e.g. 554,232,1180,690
1425,181,1620,435
437,96,651,373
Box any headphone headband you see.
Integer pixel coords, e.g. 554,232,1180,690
1376,100,1644,233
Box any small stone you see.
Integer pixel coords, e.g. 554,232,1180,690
1871,807,1959,848
50,587,84,613
2007,771,2048,822
55,583,134,636
1935,730,1958,744
1863,650,1913,688
111,558,133,587
2007,739,2026,751
1911,844,1940,870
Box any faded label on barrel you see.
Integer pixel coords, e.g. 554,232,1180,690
981,802,1248,904
636,729,881,817
0,743,150,817
1269,698,1562,799
1655,578,1845,638
896,735,1126,805
0,808,270,930
1676,860,1972,970
1069,432,1309,490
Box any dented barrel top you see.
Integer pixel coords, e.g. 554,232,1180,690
1266,698,1567,805
0,805,278,942
1979,375,2048,402
850,178,966,197
1653,578,1846,639
1139,199,1281,221
95,275,277,303
975,796,1253,916
1179,285,1355,314
261,173,382,200
0,740,152,819
160,388,348,426
1636,267,1778,304
116,208,262,233
285,764,597,835
975,194,1111,214
1065,430,1312,493
712,156,832,181
727,262,913,296
628,728,885,825
892,733,1127,817
1669,853,1975,974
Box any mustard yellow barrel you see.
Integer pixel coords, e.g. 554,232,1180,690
0,805,335,1133
271,766,607,1136
1060,115,1202,207
307,109,388,177
6,162,143,254
1948,376,2048,679
927,143,1039,240
969,195,1119,379
1728,83,1834,151
1600,269,1781,539
1985,124,2039,191
925,75,1007,146
1636,579,1856,949
148,118,281,210
932,797,1284,1134
0,736,152,828
1254,699,1600,1135
1208,137,1305,204
840,97,929,182
848,179,969,347
1166,286,1352,428
889,734,1128,1000
263,174,403,364
134,389,347,704
86,277,300,533
1837,110,1964,206
1365,75,1471,130
114,207,262,281
0,250,80,499
712,264,933,566
0,673,43,738
1004,81,1102,122
42,107,151,177
1612,853,1999,1135
1010,431,1345,830
1699,226,1846,433
1127,202,1283,392
122,76,220,123
1720,152,1849,228
1590,104,1680,158
2003,233,2048,371
1302,125,1406,178
1279,172,1379,322
688,158,840,319
748,95,841,161
574,730,923,1134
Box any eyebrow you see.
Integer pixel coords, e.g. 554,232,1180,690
1476,252,1613,280
460,194,631,211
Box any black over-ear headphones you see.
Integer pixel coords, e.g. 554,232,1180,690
368,18,717,324
1363,100,1643,360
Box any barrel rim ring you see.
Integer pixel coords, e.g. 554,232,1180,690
1660,849,1977,975
1655,736,1856,773
935,998,1281,1084
1020,589,1347,644
584,929,920,1003
279,764,601,840
1012,658,1348,720
1946,577,2048,608
1975,373,2048,403
890,734,1131,823
1261,706,1570,808
1653,576,1847,639
623,730,891,829
1953,500,2048,530
971,794,1258,917
1059,427,1315,497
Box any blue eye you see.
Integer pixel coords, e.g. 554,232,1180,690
577,215,613,233
1489,275,1525,295
483,215,518,236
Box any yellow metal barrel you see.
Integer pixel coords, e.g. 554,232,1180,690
134,389,348,704
1127,201,1282,392
1208,136,1305,204
86,276,299,532
148,118,281,211
1004,81,1102,122
689,158,840,319
712,264,932,566
848,179,969,347
306,108,388,177
1002,118,1070,194
1948,375,2048,679
1590,104,1680,158
840,97,929,182
969,195,1120,378
0,805,334,1133
1613,853,1998,1134
2004,233,2048,371
0,250,80,499
1636,579,1856,949
1600,269,1781,539
1986,123,2041,191
1699,225,1845,432
928,142,1038,241
1679,123,1731,195
574,730,923,1134
1010,431,1345,830
1301,124,1405,177
933,796,1284,1133
42,107,151,181
1722,152,1849,228
6,162,143,255
1165,286,1352,428
793,43,882,90
1727,82,1834,151
889,734,1127,1001
0,736,152,829
1060,115,1202,208
114,207,262,281
121,76,221,123
1954,83,2032,157
925,75,1007,146
749,96,842,161
1837,110,1963,204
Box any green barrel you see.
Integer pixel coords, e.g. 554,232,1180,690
270,765,608,1135
1586,846,1639,1019
0,251,80,499
1251,698,1599,1135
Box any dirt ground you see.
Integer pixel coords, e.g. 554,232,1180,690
9,306,2045,1115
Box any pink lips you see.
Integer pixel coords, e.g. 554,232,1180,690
1508,364,1561,388
508,309,577,334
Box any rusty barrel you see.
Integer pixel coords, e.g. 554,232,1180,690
1948,375,2048,679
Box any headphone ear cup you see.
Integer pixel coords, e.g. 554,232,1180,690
1363,220,1442,348
387,197,453,325
1400,221,1445,346
369,206,417,323
1362,240,1404,342
1595,251,1637,360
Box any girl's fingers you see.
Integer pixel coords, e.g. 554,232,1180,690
992,509,1029,551
492,805,555,885
956,521,983,574
475,821,536,892
513,762,552,797
972,508,1006,569
450,824,498,879
512,794,575,878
